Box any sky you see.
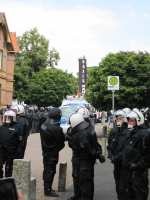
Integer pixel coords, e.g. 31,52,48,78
1,0,150,76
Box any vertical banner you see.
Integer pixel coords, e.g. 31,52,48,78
79,57,87,95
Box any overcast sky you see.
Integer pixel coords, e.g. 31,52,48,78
1,0,150,76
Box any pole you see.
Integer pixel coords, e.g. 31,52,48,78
112,90,115,112
112,90,115,130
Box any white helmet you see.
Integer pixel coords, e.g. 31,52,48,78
3,110,16,123
11,105,24,115
133,108,139,112
69,113,84,128
115,110,126,126
76,107,89,118
18,105,25,114
69,113,89,131
122,108,130,113
125,110,144,126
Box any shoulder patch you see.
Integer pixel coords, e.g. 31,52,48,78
90,129,96,136
41,124,47,131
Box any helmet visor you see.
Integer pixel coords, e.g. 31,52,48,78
4,115,13,123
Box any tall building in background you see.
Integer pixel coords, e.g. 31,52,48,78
78,56,87,96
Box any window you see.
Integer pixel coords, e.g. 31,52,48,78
82,60,85,63
0,51,2,70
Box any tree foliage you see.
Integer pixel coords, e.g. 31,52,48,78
49,48,60,68
29,68,78,107
13,28,60,102
85,51,150,110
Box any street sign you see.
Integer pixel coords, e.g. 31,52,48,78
108,76,119,90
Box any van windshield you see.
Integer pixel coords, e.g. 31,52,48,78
61,107,78,118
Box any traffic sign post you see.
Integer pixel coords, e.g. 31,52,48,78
108,76,119,130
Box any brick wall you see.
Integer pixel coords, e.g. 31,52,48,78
0,25,15,108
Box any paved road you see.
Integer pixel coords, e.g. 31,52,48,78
55,158,117,200
23,122,108,200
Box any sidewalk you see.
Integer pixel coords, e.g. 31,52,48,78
55,158,117,200
22,123,113,200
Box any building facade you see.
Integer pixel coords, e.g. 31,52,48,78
0,12,19,108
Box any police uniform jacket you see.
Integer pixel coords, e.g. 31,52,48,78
71,125,99,170
107,123,130,158
26,110,33,119
40,122,65,158
0,123,24,159
120,126,150,170
32,110,40,120
17,116,30,140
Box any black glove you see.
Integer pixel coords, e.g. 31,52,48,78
129,163,139,171
98,154,105,163
111,156,120,164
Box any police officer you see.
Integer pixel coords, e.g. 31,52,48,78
76,107,104,200
25,107,33,132
39,107,45,129
116,110,150,200
0,110,23,178
5,103,11,111
31,106,40,133
11,105,29,158
107,109,130,200
40,107,65,197
68,113,105,200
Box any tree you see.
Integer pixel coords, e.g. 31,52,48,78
85,51,150,110
13,28,59,102
29,68,78,107
49,48,60,68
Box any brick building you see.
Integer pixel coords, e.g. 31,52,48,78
0,12,19,108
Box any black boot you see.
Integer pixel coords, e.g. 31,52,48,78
44,189,58,197
5,163,12,177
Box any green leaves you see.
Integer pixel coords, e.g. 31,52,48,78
85,51,150,110
29,69,78,107
13,28,60,102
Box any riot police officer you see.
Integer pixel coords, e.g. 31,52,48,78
68,113,105,200
39,107,45,129
0,110,23,178
5,103,11,111
26,107,33,132
40,107,65,197
107,109,130,200
31,106,40,133
75,107,104,200
116,110,150,200
11,105,29,158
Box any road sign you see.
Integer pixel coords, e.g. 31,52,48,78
108,76,119,90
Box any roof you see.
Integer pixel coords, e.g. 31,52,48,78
0,12,14,51
10,32,19,53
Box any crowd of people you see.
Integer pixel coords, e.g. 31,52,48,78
0,104,150,200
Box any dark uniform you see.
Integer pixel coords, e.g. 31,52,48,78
67,115,104,200
40,108,65,197
120,126,150,200
17,115,29,158
107,122,130,200
26,108,33,131
31,108,40,133
69,116,104,200
0,122,23,178
39,107,45,129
